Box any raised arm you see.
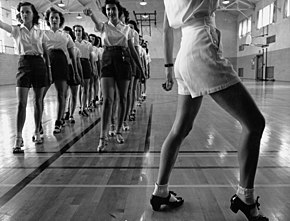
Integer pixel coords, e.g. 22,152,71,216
83,8,103,32
0,19,12,33
162,11,174,91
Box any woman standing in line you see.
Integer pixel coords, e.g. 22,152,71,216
73,25,94,117
150,0,269,220
125,19,140,123
88,33,100,108
83,0,144,151
0,2,51,153
44,7,79,133
63,26,83,123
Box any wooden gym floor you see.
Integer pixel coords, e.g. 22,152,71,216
0,79,289,221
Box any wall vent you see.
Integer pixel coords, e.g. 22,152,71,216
238,68,244,77
239,45,245,51
266,35,276,44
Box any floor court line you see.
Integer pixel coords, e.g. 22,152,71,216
0,118,101,208
1,184,289,188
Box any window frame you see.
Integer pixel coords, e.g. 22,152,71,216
257,2,275,29
238,16,252,38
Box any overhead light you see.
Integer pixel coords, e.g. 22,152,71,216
140,0,147,6
76,13,82,19
58,0,65,7
222,0,230,4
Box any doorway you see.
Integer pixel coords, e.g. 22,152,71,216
256,54,264,80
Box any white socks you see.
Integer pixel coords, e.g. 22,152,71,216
153,183,179,202
153,183,168,197
236,185,259,216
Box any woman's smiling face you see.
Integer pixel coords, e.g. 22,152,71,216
106,4,119,22
49,12,60,29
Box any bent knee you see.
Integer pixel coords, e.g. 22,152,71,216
245,113,265,136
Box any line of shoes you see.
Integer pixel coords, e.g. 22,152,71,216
150,191,269,220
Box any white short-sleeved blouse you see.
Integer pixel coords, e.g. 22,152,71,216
11,24,48,55
96,21,133,47
74,40,93,59
44,29,74,62
164,0,218,28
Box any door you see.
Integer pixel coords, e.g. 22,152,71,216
256,54,264,80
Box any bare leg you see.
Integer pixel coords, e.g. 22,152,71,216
32,87,45,134
210,82,265,189
157,95,203,185
16,87,30,137
54,80,68,121
100,77,115,138
115,80,130,133
69,85,79,117
81,79,90,112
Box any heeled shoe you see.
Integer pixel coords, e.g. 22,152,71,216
108,124,116,136
230,194,269,221
122,121,130,131
150,191,184,211
116,133,124,144
32,133,43,144
97,137,108,152
13,137,24,154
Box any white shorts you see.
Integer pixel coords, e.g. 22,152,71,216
174,16,240,98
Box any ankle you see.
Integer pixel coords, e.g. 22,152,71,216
236,185,255,204
153,183,169,197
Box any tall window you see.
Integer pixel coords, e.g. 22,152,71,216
39,19,50,30
238,17,251,38
257,2,275,29
11,7,18,25
0,2,3,53
284,0,290,17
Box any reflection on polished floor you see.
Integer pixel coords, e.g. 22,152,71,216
0,79,289,221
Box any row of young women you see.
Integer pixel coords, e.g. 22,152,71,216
0,1,149,154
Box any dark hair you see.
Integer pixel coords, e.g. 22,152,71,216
101,0,123,18
128,20,139,33
97,36,102,47
16,2,40,26
45,7,65,28
73,24,86,40
89,34,98,46
122,7,130,23
63,26,75,41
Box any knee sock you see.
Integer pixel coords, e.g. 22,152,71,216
236,185,259,216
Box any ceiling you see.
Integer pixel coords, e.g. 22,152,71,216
29,0,263,20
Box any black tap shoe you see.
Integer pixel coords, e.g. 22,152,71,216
150,191,184,211
230,194,269,221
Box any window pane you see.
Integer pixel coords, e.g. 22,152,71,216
269,3,274,23
11,7,18,25
257,10,262,29
288,0,290,16
239,22,242,38
247,17,252,33
242,19,247,36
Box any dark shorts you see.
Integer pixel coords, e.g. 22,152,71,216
16,55,50,88
67,64,80,86
101,47,132,80
80,58,92,79
48,49,69,81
